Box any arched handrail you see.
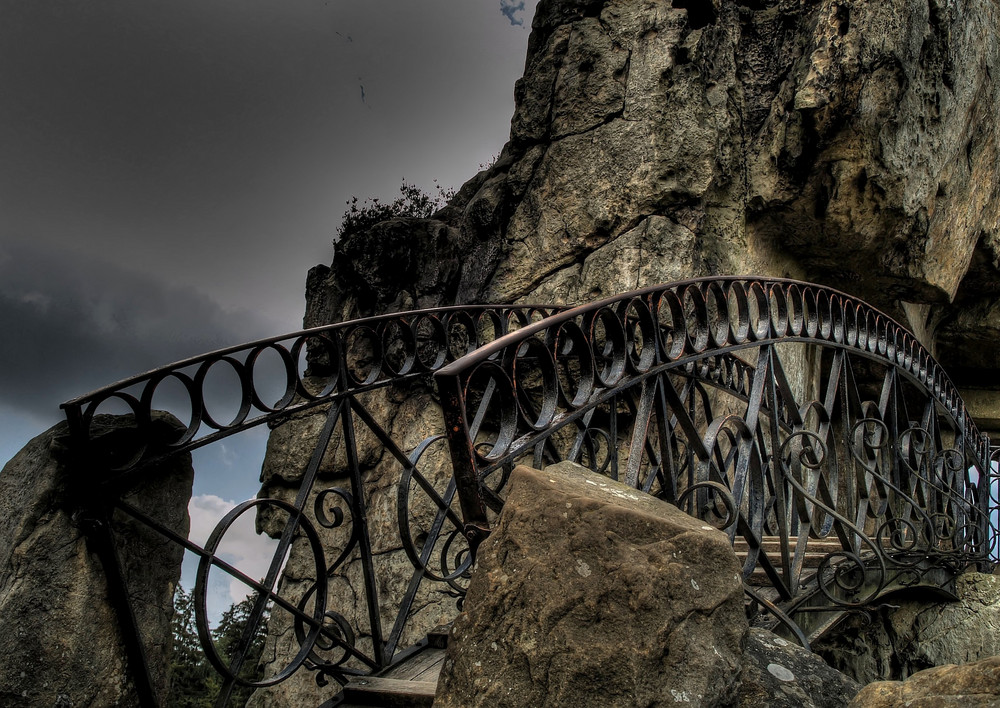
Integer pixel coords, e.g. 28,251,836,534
61,303,564,481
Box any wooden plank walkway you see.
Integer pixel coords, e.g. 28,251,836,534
733,536,846,586
336,628,449,707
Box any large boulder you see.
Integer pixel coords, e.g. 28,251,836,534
0,414,192,706
434,461,747,708
849,655,1000,707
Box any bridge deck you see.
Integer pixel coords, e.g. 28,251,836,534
734,536,845,587
336,628,449,707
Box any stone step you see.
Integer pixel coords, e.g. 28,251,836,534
733,536,852,587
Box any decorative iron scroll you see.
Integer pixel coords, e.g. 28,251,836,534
60,304,561,705
434,277,998,642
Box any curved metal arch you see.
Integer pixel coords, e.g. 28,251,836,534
61,303,564,482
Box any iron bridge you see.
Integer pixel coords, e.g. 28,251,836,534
59,276,1000,706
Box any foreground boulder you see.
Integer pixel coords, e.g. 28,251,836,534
434,461,747,708
849,655,1000,707
0,415,192,706
741,628,862,707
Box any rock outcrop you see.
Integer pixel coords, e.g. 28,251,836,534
849,655,1000,708
0,415,193,706
311,0,1000,370
434,461,747,708
814,572,1000,685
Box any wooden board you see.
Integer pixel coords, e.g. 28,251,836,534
340,676,437,707
336,628,451,707
381,647,447,682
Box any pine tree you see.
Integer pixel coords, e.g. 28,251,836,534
167,584,216,707
212,593,269,706
166,585,268,707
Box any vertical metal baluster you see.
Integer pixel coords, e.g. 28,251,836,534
82,506,160,706
653,374,678,502
762,345,793,591
213,399,342,707
342,398,386,666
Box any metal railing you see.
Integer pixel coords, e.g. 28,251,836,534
60,304,562,705
434,277,999,644
56,278,998,704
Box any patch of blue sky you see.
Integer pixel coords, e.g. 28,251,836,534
0,403,55,470
500,0,526,26
181,486,282,625
180,425,276,615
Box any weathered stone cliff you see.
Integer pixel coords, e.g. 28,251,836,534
308,0,1000,425
255,0,1000,703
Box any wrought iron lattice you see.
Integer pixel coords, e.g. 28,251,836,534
60,304,561,705
435,277,999,644
56,278,998,705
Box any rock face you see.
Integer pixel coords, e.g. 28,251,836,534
0,415,193,707
740,628,862,708
311,0,1000,364
433,461,747,708
849,655,1000,708
814,572,1000,685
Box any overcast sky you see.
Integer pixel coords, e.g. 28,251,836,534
1,0,537,466
2,1,539,607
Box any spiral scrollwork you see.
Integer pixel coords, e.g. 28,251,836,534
815,550,880,606
293,588,360,683
677,481,738,530
314,487,353,530
875,518,922,556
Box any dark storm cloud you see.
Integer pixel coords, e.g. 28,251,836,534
500,1,527,26
0,1,539,330
0,241,281,424
0,0,538,466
